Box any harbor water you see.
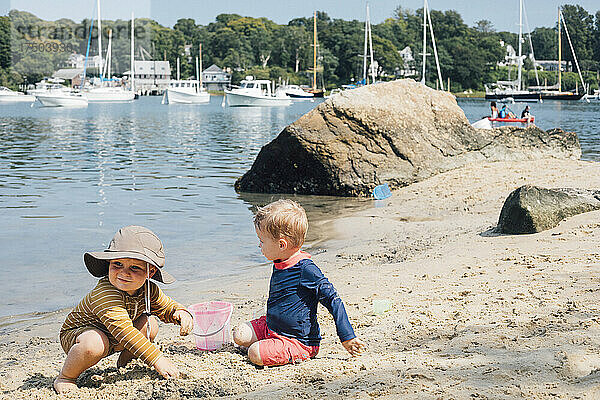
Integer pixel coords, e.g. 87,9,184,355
0,95,599,321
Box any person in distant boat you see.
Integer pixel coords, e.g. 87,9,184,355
54,226,193,394
490,101,499,118
233,199,364,367
499,104,516,119
521,105,534,124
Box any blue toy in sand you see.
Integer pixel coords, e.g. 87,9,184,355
372,183,392,200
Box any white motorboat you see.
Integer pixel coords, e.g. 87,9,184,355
163,50,210,104
36,92,88,107
85,86,135,102
27,78,72,96
225,78,292,107
277,84,313,99
0,86,35,102
163,80,210,104
584,90,600,102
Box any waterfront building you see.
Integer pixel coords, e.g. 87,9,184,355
202,64,231,91
124,60,171,95
534,60,570,72
397,46,417,77
52,68,84,88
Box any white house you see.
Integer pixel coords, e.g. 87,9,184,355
397,46,417,77
202,64,231,91
124,60,171,95
534,60,569,72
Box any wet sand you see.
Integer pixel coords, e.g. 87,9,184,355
2,158,600,399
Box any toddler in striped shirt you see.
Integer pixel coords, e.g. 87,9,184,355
54,226,194,393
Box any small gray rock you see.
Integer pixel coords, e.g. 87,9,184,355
497,185,600,234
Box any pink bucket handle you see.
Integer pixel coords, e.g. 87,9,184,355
192,312,231,337
188,302,233,338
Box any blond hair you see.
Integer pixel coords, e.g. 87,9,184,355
254,199,308,249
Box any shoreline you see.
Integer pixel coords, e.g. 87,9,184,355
3,158,600,399
0,195,370,341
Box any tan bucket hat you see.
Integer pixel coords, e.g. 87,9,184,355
84,226,175,284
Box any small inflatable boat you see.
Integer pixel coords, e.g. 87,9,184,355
487,117,534,123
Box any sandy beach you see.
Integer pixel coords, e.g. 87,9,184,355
2,157,600,399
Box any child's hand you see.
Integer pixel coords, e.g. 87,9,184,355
342,337,365,356
154,355,179,379
174,310,193,336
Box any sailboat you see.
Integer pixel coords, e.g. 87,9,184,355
485,2,584,101
420,0,444,90
305,11,324,97
84,1,135,102
534,7,586,100
163,45,210,104
361,3,376,85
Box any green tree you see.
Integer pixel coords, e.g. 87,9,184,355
319,18,362,83
0,16,11,69
530,27,557,60
474,20,495,33
560,5,594,65
371,35,402,76
594,11,600,63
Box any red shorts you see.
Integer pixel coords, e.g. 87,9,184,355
250,316,319,366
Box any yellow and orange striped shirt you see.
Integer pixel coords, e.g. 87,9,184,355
60,276,187,366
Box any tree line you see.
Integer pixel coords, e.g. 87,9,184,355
1,4,600,92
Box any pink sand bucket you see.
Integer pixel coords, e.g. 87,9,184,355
188,301,233,351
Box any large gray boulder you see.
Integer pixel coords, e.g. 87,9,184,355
497,185,600,234
235,79,581,196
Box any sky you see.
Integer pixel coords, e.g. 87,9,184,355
2,0,600,33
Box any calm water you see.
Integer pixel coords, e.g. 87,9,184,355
0,96,599,320
0,96,370,320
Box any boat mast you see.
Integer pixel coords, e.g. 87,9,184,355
367,4,375,84
559,8,587,94
97,0,103,80
558,7,561,92
313,11,317,91
131,12,134,93
363,6,368,83
425,0,444,90
421,0,427,85
195,56,199,93
82,13,96,90
199,43,203,89
517,0,523,91
522,1,540,86
105,29,112,79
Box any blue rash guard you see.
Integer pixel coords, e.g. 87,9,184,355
266,252,356,347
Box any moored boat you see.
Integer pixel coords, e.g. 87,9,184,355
486,2,586,102
85,86,135,102
163,46,210,105
163,80,210,104
485,90,581,101
36,92,88,107
0,86,35,103
225,78,291,107
277,85,313,99
27,78,72,96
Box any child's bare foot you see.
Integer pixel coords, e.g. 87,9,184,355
53,374,77,393
117,350,135,368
